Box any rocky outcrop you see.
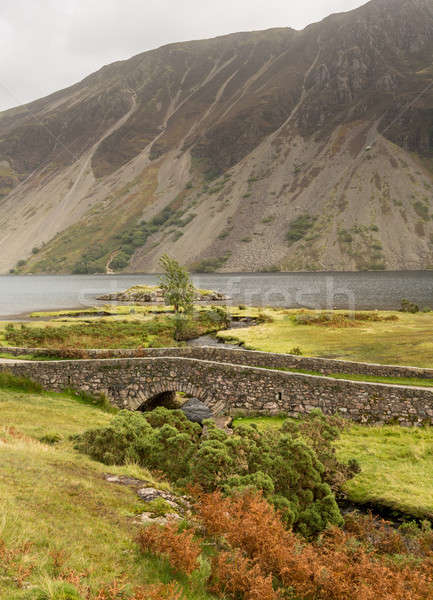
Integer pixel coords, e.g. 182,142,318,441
104,474,190,524
97,285,229,304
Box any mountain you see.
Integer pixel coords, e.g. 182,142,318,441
1,0,433,274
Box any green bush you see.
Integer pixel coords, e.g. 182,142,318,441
290,346,303,356
76,408,201,479
414,201,429,220
76,408,344,537
190,254,230,273
401,298,420,313
145,497,175,517
110,251,130,270
39,433,63,445
287,215,317,245
282,409,360,491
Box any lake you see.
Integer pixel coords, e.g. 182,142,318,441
0,271,432,317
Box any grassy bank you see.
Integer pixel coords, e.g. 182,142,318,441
219,309,433,368
336,425,433,519
233,416,433,520
0,307,230,350
0,385,214,599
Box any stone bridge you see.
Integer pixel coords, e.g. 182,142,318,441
1,347,433,425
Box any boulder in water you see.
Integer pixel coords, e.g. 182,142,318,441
181,398,213,424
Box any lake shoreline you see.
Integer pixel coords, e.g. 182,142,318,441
1,271,432,317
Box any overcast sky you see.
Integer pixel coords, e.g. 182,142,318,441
0,0,367,112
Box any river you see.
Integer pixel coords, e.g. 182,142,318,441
0,271,432,317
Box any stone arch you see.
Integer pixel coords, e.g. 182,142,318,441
129,380,214,412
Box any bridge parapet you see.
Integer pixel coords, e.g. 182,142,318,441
3,345,433,380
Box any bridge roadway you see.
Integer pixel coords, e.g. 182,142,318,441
0,348,433,425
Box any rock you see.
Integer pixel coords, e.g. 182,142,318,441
181,398,213,424
105,476,191,513
104,474,152,487
137,487,179,509
136,487,191,512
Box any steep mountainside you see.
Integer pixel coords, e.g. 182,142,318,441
1,0,433,274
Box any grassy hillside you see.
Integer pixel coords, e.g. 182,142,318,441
0,385,214,599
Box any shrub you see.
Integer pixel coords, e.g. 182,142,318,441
290,346,303,356
75,408,200,479
190,255,230,273
414,201,430,220
137,522,201,574
144,497,174,517
282,409,360,491
77,409,344,536
197,491,433,600
401,298,420,313
109,251,130,271
209,551,278,600
39,433,63,445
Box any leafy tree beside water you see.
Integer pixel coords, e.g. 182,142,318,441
159,254,195,314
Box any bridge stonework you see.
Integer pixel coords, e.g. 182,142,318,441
1,353,433,426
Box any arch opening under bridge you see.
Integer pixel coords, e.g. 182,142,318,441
130,380,216,413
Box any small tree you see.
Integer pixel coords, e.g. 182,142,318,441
159,254,195,314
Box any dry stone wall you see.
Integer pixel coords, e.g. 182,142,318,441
3,345,433,379
1,355,433,426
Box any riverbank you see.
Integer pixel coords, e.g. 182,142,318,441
233,416,433,522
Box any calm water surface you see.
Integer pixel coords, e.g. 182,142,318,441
0,272,432,317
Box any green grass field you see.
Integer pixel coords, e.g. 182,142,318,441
0,386,214,599
336,425,433,519
219,309,433,368
233,416,433,520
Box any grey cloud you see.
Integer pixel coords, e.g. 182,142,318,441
0,0,366,111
